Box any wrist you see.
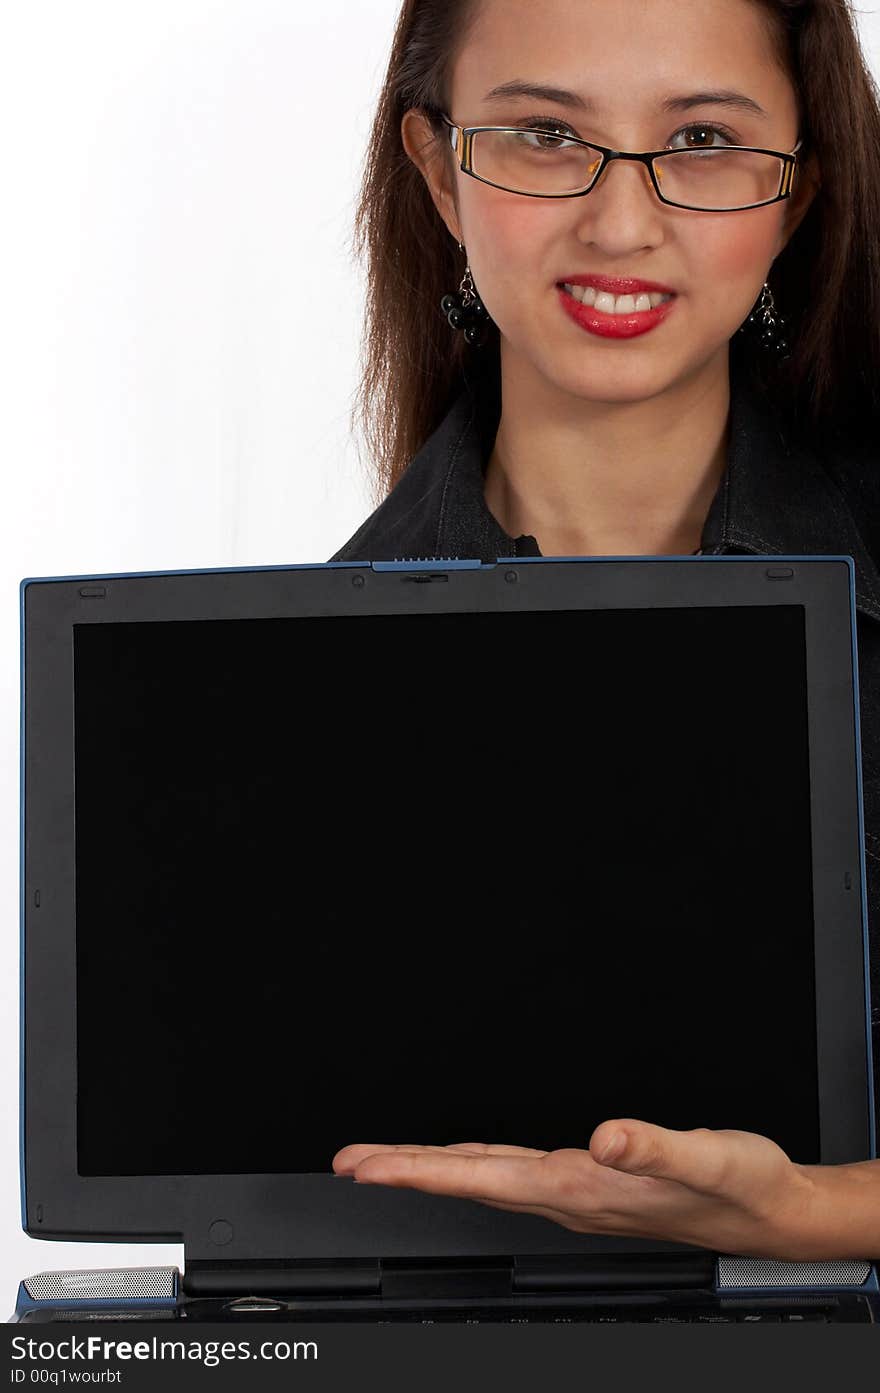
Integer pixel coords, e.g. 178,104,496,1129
785,1160,880,1260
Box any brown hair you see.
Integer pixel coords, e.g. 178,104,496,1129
350,0,880,505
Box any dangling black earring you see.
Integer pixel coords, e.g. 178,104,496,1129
738,281,791,360
440,243,490,347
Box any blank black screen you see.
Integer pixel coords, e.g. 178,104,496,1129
74,605,819,1173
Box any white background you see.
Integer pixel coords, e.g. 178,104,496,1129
1,1,878,1307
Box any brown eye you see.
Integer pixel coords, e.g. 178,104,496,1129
513,129,571,152
669,122,735,151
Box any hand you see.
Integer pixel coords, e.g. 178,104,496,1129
332,1119,821,1259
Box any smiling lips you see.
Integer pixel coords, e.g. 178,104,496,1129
556,278,678,338
559,272,676,315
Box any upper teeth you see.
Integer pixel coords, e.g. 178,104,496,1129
563,284,672,313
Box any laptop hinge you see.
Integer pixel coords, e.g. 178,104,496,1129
183,1253,716,1300
513,1254,716,1293
182,1259,382,1299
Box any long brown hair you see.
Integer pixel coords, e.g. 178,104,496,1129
350,0,880,505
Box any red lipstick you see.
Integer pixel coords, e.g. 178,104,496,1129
556,277,678,340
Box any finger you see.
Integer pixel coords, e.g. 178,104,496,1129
350,1149,558,1207
332,1143,445,1173
446,1142,549,1158
589,1119,742,1195
333,1140,548,1173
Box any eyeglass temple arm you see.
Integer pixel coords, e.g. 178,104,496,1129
440,114,461,157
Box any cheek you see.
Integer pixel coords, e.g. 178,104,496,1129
680,210,784,320
460,188,559,296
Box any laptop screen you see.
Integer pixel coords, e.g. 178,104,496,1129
72,604,819,1175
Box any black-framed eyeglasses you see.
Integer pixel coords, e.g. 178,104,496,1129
439,113,802,213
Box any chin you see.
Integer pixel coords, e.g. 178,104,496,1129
547,364,675,406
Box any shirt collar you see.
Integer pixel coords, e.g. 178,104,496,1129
434,367,880,622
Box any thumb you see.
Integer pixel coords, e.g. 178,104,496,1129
590,1119,731,1194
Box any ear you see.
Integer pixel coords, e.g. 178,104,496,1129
401,107,463,244
775,147,821,255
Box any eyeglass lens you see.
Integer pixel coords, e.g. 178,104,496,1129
471,130,786,209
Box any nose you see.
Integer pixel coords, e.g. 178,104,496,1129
574,154,666,249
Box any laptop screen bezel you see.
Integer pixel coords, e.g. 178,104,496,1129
20,556,874,1259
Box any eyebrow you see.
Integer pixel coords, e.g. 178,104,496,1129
482,80,768,119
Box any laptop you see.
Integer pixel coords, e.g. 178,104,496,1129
13,554,878,1324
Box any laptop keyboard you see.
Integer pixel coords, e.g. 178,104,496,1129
237,1302,870,1323
20,1298,875,1323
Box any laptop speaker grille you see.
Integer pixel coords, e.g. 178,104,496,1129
717,1257,870,1289
23,1268,176,1303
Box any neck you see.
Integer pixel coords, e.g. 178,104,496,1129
483,346,731,557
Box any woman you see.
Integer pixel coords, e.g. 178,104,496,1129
330,0,880,1259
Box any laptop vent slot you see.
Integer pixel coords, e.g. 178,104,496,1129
23,1268,176,1302
717,1258,871,1289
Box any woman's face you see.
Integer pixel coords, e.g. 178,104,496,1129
406,0,817,405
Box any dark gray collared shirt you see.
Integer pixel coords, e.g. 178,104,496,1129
330,371,880,1108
